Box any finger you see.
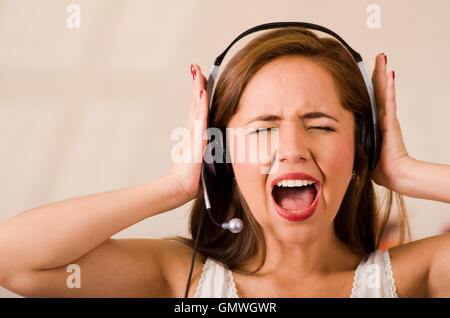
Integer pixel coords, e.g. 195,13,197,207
187,88,208,164
372,52,387,84
384,70,397,122
191,64,199,102
192,65,208,106
201,90,209,122
372,53,387,116
197,89,209,149
196,64,208,87
190,88,208,163
186,64,199,129
188,64,204,124
188,65,208,144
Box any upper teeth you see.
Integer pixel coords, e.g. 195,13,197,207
276,179,315,187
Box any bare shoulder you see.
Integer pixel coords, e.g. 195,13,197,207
388,233,450,297
143,237,207,297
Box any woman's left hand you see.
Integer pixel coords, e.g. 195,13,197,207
369,53,411,192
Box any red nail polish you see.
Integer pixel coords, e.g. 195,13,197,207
200,90,204,99
392,71,395,80
191,64,197,80
384,54,387,64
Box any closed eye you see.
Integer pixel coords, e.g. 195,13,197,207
309,126,335,132
249,127,334,134
248,128,273,135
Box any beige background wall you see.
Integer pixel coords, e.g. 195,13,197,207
0,0,449,297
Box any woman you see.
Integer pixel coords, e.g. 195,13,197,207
0,27,449,298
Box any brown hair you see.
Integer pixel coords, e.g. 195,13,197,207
172,27,410,274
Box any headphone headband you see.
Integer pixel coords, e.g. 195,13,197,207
213,22,362,66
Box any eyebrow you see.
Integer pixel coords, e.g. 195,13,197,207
245,112,340,125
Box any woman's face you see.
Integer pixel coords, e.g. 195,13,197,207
227,55,355,244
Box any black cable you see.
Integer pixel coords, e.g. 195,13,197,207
184,205,207,298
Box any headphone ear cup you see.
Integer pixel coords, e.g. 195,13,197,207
357,116,372,167
203,139,218,176
221,129,234,177
204,130,233,177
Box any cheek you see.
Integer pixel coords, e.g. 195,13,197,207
229,134,268,216
232,162,267,220
317,131,354,206
323,137,354,173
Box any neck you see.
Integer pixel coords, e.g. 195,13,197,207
239,226,361,279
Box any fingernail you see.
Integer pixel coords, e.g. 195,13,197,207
392,70,395,80
191,64,197,80
384,54,387,65
200,89,204,99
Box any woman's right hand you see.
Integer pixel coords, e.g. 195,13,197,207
168,64,209,203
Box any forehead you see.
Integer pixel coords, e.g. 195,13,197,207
233,56,346,122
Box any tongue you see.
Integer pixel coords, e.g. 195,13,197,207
275,185,316,211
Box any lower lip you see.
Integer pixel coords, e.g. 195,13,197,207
271,184,321,222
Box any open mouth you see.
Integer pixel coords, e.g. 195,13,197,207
270,175,321,222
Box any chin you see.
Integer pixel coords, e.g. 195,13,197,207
270,220,323,245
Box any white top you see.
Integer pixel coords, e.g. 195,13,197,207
194,249,398,298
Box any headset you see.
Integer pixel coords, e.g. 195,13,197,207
183,21,382,298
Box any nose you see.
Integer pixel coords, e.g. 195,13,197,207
277,123,311,164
